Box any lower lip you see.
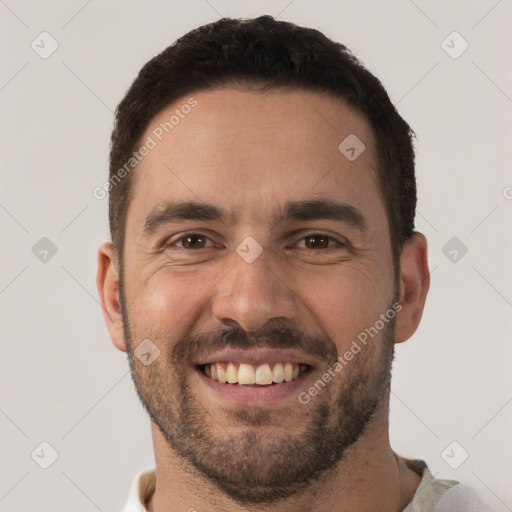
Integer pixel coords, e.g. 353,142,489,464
193,367,314,406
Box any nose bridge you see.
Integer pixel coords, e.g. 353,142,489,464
212,249,297,332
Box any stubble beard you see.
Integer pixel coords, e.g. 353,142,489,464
120,281,395,505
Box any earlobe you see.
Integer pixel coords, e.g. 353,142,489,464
96,242,127,352
394,233,430,344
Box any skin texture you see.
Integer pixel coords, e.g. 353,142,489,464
97,87,430,512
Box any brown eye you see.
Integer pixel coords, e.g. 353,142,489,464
180,234,207,249
166,233,217,250
303,234,332,249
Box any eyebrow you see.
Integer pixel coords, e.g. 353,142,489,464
280,199,367,231
143,202,228,236
142,199,368,236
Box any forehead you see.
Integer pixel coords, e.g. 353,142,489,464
127,87,382,229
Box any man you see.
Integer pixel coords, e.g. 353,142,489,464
97,16,482,512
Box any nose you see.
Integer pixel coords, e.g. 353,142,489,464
211,250,297,333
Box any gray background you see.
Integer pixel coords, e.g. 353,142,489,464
1,0,511,510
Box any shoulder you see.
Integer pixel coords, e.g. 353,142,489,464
403,458,504,512
435,483,495,512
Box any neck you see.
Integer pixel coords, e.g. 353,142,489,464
146,404,422,512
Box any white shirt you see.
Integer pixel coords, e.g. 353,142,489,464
122,459,489,511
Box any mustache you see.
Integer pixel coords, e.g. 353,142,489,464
172,325,337,365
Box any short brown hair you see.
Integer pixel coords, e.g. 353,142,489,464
109,15,416,269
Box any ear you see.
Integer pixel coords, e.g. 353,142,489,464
96,242,127,352
395,232,430,344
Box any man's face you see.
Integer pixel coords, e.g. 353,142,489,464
120,88,397,503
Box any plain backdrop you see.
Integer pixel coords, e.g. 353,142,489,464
1,1,511,510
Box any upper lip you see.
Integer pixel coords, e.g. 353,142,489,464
194,348,320,368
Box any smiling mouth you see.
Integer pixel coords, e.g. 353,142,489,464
198,362,311,386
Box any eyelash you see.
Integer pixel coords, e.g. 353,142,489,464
164,231,345,250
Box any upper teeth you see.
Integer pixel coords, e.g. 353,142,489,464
204,362,305,385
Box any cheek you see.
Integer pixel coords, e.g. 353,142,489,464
294,262,393,347
126,267,214,342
